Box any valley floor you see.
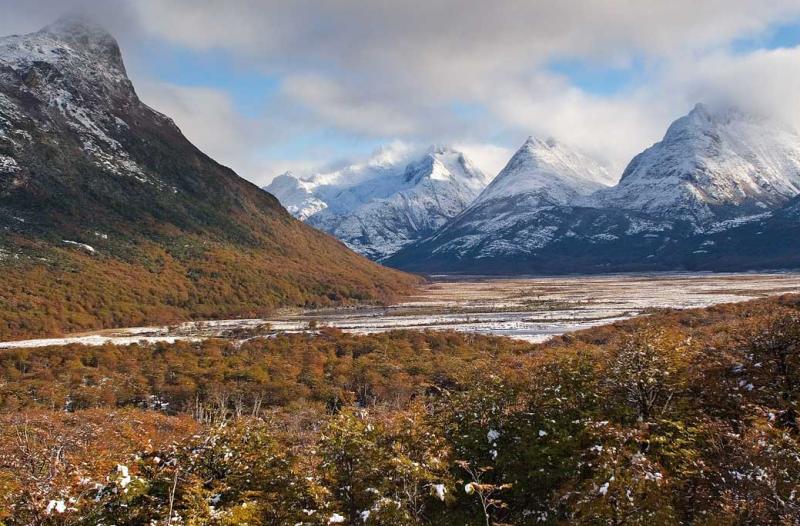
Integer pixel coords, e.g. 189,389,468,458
3,271,800,348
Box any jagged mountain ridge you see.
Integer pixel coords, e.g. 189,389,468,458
386,137,613,262
266,143,411,221
0,16,418,340
266,146,490,259
387,105,800,274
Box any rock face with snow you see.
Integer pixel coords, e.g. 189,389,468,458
266,146,489,259
596,103,800,223
263,173,327,220
388,106,800,274
477,136,615,206
0,16,417,339
266,143,410,224
386,137,614,266
0,16,151,187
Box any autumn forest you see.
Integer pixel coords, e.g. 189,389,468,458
2,295,800,524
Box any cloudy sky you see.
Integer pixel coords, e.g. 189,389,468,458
2,1,800,184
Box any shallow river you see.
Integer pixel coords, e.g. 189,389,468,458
3,271,800,348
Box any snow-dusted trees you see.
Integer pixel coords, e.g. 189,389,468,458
748,313,800,431
602,325,692,423
3,297,800,524
318,407,453,525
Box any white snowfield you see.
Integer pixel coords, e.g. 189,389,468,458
265,145,490,259
2,272,798,349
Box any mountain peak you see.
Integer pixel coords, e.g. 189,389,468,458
427,144,456,155
602,102,800,221
522,136,558,150
690,101,710,115
39,14,125,72
476,137,611,205
43,14,111,39
679,102,761,131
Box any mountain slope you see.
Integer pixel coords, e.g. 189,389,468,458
596,103,800,223
266,146,489,259
388,201,800,275
386,137,613,267
387,115,800,275
0,17,419,340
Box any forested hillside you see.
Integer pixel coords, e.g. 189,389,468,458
0,18,419,341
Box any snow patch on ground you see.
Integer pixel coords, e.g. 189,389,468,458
62,240,95,253
0,334,204,349
0,154,19,173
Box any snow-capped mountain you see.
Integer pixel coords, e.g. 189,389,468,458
386,137,612,263
596,103,800,223
265,143,410,222
387,106,800,274
0,15,156,186
265,146,490,259
263,173,327,220
478,136,615,205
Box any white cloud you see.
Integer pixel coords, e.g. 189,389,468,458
471,45,800,178
136,81,260,176
123,0,800,180
131,1,800,78
282,74,419,136
453,143,514,179
664,47,800,130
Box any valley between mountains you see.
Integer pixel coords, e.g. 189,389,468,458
4,10,800,525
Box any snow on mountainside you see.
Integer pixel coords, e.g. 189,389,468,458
265,146,490,259
390,137,612,261
265,143,410,221
264,173,327,220
0,15,161,186
476,136,614,204
387,106,800,275
596,103,800,223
